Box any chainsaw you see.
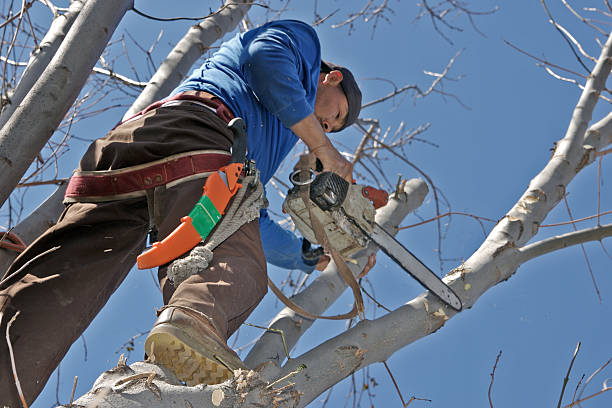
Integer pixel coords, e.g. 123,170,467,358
282,168,462,311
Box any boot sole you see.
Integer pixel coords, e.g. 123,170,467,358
145,323,244,386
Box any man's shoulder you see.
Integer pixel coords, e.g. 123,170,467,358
262,19,313,30
258,19,318,39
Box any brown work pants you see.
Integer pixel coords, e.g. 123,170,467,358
0,104,268,406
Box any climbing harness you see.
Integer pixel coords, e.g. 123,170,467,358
137,117,255,270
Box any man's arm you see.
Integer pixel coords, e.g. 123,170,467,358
290,113,352,181
259,209,328,273
239,21,352,180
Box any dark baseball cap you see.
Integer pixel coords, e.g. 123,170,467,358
321,60,362,132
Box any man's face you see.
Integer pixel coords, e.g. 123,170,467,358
314,70,349,133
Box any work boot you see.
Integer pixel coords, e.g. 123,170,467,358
145,306,247,386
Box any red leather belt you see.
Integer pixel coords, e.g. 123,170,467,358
64,150,231,202
118,91,235,128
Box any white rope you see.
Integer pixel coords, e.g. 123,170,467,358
167,171,266,286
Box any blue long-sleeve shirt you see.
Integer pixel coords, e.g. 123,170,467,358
171,20,321,272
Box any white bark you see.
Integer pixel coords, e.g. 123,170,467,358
516,223,612,263
0,0,133,208
0,0,86,129
244,178,429,369
122,0,253,119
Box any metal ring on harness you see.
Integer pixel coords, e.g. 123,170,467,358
290,169,316,186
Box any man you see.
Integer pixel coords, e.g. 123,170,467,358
0,19,363,404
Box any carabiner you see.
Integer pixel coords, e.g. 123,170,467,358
290,169,316,186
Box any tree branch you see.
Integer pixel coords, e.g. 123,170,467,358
0,0,132,208
122,0,253,119
244,178,429,369
0,0,85,128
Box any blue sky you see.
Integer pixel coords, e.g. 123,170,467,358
5,1,610,407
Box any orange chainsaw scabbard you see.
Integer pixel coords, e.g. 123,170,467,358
137,216,201,269
136,162,244,270
204,163,243,214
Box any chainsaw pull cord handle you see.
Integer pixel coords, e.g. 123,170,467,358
362,186,388,209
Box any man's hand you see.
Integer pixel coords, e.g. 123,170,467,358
310,143,352,181
290,113,352,181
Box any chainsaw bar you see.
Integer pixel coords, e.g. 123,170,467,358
354,220,462,311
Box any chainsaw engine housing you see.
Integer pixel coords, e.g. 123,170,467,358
283,172,376,259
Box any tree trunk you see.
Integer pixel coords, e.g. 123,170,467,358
0,0,133,207
0,0,87,129
122,0,252,119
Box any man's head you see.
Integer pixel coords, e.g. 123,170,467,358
314,61,362,133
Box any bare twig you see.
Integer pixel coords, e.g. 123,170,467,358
558,342,581,408
361,49,464,109
563,195,601,302
360,284,391,313
541,209,612,227
598,156,603,227
399,211,496,236
244,322,291,361
572,373,585,403
352,124,377,164
312,8,339,26
92,67,148,87
488,350,502,408
6,311,28,408
576,355,612,402
540,66,612,102
0,247,60,287
356,121,449,271
504,39,587,79
131,2,268,22
560,0,608,36
415,0,497,44
541,0,592,74
562,386,612,408
69,375,78,405
0,1,33,31
331,0,395,38
382,360,409,407
115,330,150,358
16,178,68,187
266,364,306,389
